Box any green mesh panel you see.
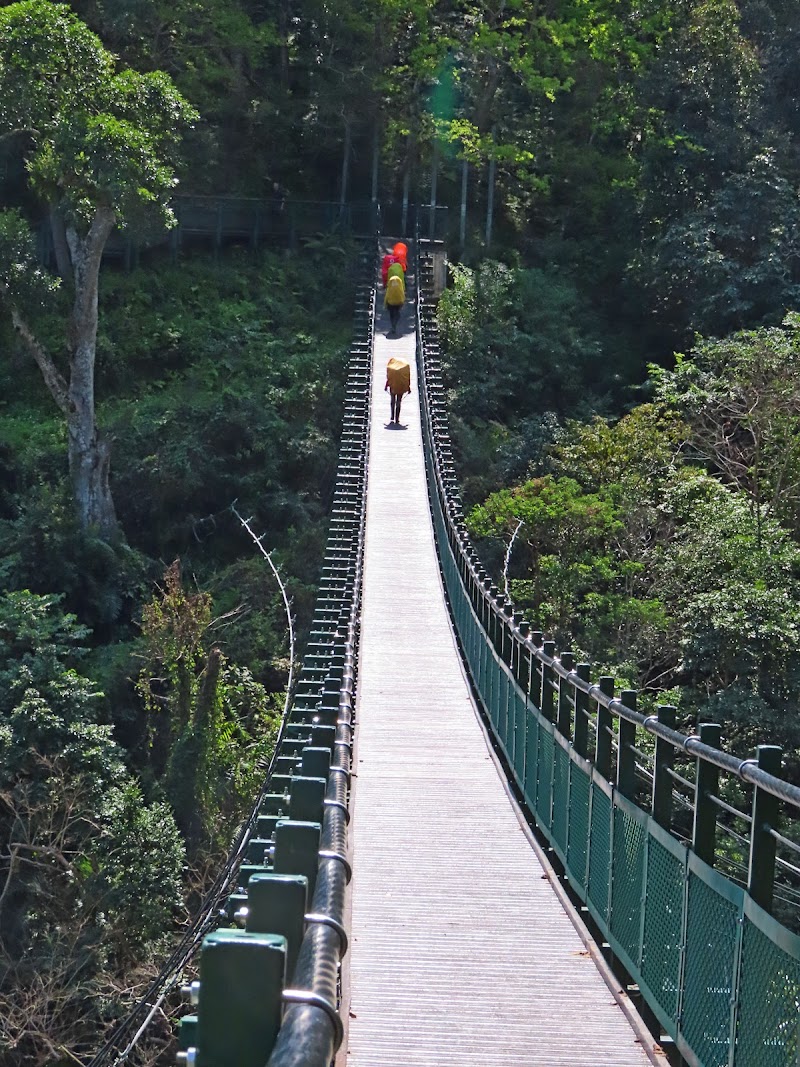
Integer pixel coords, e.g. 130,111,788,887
641,836,685,1026
552,744,569,852
509,679,517,755
536,728,554,831
465,603,477,668
498,673,509,752
487,653,497,730
610,806,646,966
734,918,800,1066
489,657,500,732
512,691,526,785
478,638,489,708
523,712,539,810
566,763,590,890
682,872,740,1067
588,786,612,923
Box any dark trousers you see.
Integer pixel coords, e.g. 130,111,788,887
390,392,403,422
388,304,401,332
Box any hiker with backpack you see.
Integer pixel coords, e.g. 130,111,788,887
384,270,405,336
385,356,411,424
386,260,405,287
382,250,399,286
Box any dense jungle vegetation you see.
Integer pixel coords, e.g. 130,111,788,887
1,0,800,1061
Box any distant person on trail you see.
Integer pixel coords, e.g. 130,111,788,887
382,251,399,287
392,241,408,271
385,356,411,424
386,260,404,286
384,271,405,336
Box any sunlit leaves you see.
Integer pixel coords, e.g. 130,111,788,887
0,1,197,233
0,210,60,310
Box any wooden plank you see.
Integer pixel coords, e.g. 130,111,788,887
345,289,665,1066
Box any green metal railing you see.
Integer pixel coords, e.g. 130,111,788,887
175,246,375,1067
415,244,800,1067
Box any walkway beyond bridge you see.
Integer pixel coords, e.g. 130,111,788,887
343,276,667,1066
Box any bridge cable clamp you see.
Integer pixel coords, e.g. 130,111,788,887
642,714,660,730
329,765,352,787
318,849,353,884
682,733,702,754
323,797,351,823
281,989,344,1050
737,757,759,779
304,912,349,955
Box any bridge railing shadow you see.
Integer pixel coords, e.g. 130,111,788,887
414,235,800,1067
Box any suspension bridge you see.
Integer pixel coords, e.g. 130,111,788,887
91,233,800,1067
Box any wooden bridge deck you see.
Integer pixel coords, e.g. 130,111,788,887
343,289,667,1066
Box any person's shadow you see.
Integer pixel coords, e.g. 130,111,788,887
385,421,408,430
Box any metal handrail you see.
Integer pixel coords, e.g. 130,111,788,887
414,232,800,1067
414,268,800,811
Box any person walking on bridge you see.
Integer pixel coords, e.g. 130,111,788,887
384,270,405,337
385,356,411,424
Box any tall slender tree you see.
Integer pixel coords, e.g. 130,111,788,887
0,0,197,537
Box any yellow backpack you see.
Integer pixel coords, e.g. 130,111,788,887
385,274,405,307
386,357,411,394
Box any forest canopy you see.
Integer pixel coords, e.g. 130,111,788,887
1,0,800,1061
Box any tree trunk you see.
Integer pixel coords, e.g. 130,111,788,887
49,206,72,281
66,208,118,537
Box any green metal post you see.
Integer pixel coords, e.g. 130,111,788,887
616,691,637,800
557,652,575,739
595,676,614,780
289,776,327,824
652,705,676,830
300,746,331,780
311,724,337,751
530,631,543,706
692,722,721,866
541,641,556,723
196,929,286,1066
747,744,782,913
261,794,289,817
573,663,591,759
274,820,322,903
246,873,308,982
515,620,530,690
179,1014,197,1050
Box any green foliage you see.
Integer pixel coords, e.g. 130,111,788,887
0,589,90,712
0,590,184,1061
651,317,800,535
657,476,800,687
0,1,197,232
468,475,626,643
137,560,280,847
551,403,688,504
0,485,150,635
438,259,631,502
0,210,59,312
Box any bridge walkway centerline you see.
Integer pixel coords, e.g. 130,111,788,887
343,274,668,1066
